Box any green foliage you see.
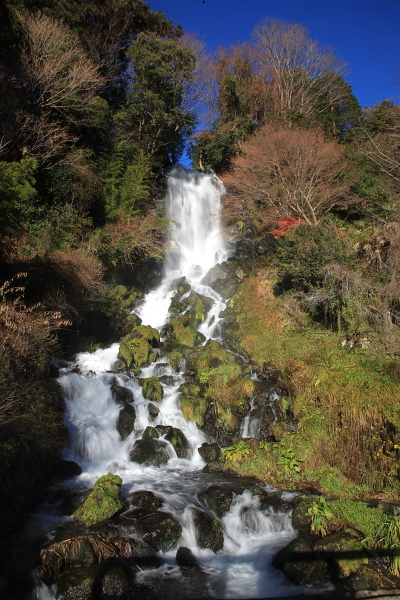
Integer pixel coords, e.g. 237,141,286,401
0,158,37,234
306,497,334,536
198,367,218,385
376,516,400,577
123,32,196,168
274,439,303,476
100,143,151,221
273,221,354,293
222,440,252,462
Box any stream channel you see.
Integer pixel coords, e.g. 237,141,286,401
10,168,325,599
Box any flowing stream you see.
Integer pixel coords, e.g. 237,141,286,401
24,167,316,599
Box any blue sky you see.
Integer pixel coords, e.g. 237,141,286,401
149,0,400,110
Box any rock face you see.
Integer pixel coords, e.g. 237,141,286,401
73,474,124,527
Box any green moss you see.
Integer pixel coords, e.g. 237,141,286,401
227,272,400,497
142,377,163,403
118,324,159,368
170,315,199,347
180,396,209,427
73,474,123,527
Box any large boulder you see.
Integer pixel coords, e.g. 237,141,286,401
198,442,221,463
73,474,123,527
272,536,320,585
129,438,171,467
192,508,224,552
121,507,182,552
314,528,368,578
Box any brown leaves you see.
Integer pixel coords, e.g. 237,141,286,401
223,124,350,228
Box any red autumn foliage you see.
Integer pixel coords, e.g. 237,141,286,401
270,215,304,238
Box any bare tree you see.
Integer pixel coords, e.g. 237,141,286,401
15,11,102,165
252,17,347,120
223,124,349,227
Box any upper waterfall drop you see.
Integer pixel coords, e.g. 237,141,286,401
135,167,230,331
165,166,228,283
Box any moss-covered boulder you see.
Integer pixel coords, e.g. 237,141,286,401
73,474,123,527
314,528,368,578
169,314,205,347
192,508,224,552
142,377,163,403
118,325,159,369
156,425,189,458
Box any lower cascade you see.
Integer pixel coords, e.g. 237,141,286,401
19,168,314,599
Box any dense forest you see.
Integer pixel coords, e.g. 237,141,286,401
2,0,400,580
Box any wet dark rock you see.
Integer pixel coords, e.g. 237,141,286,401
120,508,182,552
112,382,134,405
142,426,159,439
192,508,224,552
198,485,234,518
272,536,321,585
292,495,314,532
176,546,198,570
52,460,82,480
127,490,164,510
347,564,400,592
117,404,136,440
147,402,160,420
251,485,283,511
56,565,98,599
158,375,176,387
156,425,189,458
198,442,221,463
129,438,170,467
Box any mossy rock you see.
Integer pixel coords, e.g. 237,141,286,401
142,377,163,403
156,425,189,458
314,528,368,578
73,474,123,527
169,315,204,348
118,325,159,369
180,396,209,428
192,507,224,552
142,426,159,440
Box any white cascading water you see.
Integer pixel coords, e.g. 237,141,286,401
32,167,312,599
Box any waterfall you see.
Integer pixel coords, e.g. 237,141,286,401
27,167,308,600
